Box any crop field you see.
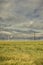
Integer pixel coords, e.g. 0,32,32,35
0,41,43,65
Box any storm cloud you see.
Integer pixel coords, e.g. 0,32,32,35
0,0,43,38
0,0,43,20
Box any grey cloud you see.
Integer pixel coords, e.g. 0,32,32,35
33,0,43,18
0,0,43,21
0,0,43,37
0,0,7,3
0,17,2,21
15,0,43,19
0,0,14,18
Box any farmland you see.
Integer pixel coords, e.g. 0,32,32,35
0,41,43,65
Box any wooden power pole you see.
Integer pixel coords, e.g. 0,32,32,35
34,32,35,40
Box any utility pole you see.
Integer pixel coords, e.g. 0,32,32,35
34,32,35,40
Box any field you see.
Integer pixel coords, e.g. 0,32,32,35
0,41,43,65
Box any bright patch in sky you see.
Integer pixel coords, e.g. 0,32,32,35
30,21,34,25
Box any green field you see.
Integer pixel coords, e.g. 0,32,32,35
0,41,43,65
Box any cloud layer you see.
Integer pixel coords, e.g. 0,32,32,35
0,0,43,39
0,0,43,21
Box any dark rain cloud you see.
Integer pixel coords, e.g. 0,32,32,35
0,0,43,34
0,0,43,21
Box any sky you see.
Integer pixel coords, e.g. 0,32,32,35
0,0,43,38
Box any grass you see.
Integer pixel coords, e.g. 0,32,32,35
0,41,43,65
